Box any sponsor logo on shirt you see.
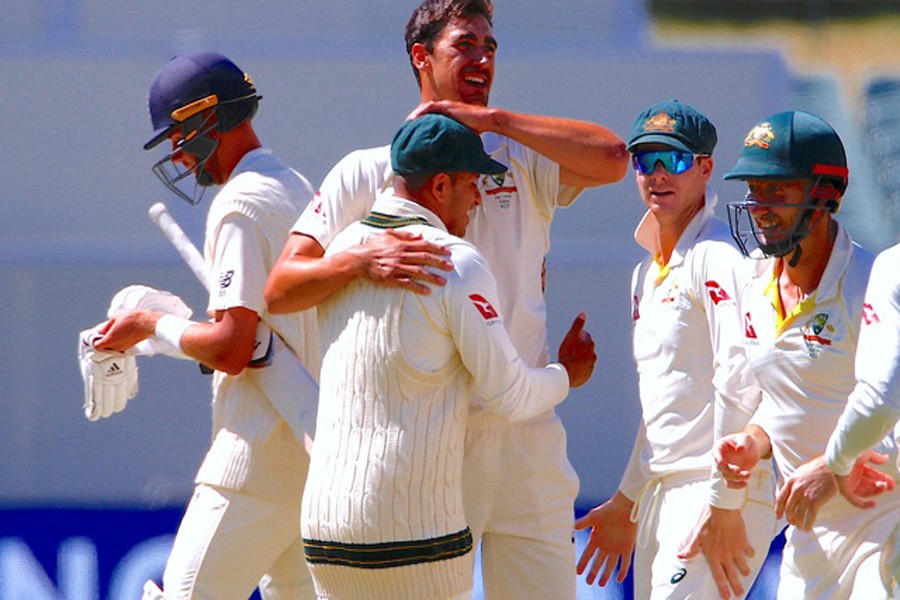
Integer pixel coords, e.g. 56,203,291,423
632,294,640,321
480,172,516,209
307,191,326,222
862,302,880,326
743,311,758,341
218,270,235,289
801,312,834,358
704,280,732,305
469,294,500,321
670,567,687,584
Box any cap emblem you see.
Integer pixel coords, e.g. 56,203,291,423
643,112,677,133
744,122,775,149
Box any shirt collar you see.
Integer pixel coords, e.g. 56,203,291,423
634,186,718,267
228,147,272,180
370,194,448,233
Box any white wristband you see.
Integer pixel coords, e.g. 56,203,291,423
154,314,193,353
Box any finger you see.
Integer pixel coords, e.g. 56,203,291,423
676,536,699,559
774,482,789,518
711,562,732,600
97,318,113,336
576,542,595,573
723,562,744,599
844,492,876,510
862,450,889,466
392,278,434,296
570,312,587,333
617,551,632,583
385,228,423,241
587,551,607,585
598,554,618,587
573,514,591,530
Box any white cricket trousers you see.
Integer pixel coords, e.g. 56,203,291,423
631,467,778,600
778,491,900,599
162,483,314,599
463,412,580,600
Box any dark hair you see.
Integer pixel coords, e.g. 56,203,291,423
404,0,494,87
399,171,437,194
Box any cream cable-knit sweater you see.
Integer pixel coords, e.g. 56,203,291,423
195,148,318,502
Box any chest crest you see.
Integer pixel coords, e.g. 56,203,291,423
479,171,517,209
800,312,836,359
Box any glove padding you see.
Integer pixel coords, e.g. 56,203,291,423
108,285,193,358
79,327,138,421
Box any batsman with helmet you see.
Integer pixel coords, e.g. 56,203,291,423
79,51,319,599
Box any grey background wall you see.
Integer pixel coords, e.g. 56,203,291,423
0,1,893,509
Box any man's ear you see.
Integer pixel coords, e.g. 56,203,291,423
410,43,430,71
700,156,714,181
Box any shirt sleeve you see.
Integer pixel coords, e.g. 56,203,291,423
696,243,764,508
826,247,900,475
207,214,267,317
291,146,391,249
617,421,651,502
444,242,569,421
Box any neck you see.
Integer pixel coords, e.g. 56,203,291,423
654,196,704,265
779,218,837,294
216,123,262,181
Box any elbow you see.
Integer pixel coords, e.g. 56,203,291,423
599,141,629,184
215,353,251,376
264,273,292,315
207,344,254,376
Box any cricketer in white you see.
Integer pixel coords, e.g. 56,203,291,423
82,52,319,599
299,114,597,600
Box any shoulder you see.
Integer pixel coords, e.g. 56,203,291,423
872,244,900,280
690,218,744,265
326,145,392,182
847,241,877,285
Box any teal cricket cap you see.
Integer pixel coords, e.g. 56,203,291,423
626,99,717,154
724,111,847,183
391,113,507,177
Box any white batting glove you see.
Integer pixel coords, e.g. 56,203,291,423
79,327,139,421
108,285,193,358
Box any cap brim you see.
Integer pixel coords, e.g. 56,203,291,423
144,125,174,151
724,157,797,180
626,134,692,153
478,157,507,175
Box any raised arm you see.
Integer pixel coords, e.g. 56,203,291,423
409,100,628,188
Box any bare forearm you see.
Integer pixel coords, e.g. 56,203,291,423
745,424,773,460
266,250,362,314
490,108,628,186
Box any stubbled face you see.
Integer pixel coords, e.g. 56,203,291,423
633,144,712,224
421,14,497,106
168,122,222,186
744,178,810,247
444,172,482,236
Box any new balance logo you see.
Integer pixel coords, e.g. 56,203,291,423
218,270,235,289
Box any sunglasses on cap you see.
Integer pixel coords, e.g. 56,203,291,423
631,150,708,175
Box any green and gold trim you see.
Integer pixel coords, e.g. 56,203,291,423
361,211,431,230
303,527,473,569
